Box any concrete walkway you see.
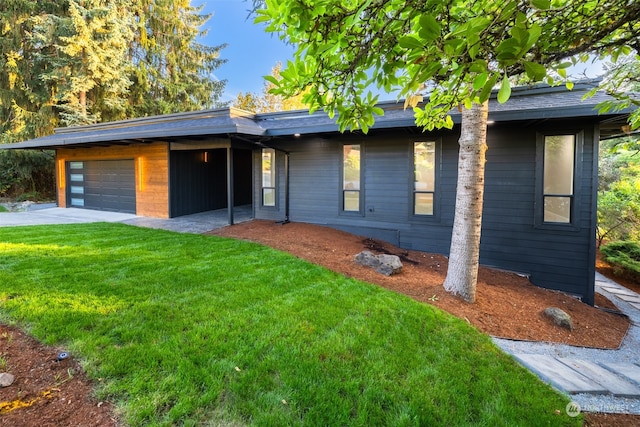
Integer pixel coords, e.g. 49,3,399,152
494,273,640,415
0,205,253,233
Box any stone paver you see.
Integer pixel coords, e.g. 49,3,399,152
615,294,640,304
558,358,640,398
598,286,637,296
601,363,640,386
513,354,608,394
0,206,252,233
497,274,640,414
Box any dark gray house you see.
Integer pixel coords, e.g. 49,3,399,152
2,82,634,304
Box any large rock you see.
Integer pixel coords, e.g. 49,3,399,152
0,372,15,387
543,307,574,331
354,251,403,276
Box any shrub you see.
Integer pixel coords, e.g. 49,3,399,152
0,150,55,200
601,241,640,283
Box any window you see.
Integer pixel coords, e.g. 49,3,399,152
261,148,276,207
542,135,575,223
414,141,435,215
343,144,361,212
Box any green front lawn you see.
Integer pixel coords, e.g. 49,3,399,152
0,223,579,426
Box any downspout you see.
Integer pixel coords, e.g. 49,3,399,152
276,151,290,225
586,124,599,306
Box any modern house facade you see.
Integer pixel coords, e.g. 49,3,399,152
2,82,634,305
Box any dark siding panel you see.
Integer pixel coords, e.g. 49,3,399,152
233,149,253,206
170,150,226,217
255,122,597,301
289,142,340,221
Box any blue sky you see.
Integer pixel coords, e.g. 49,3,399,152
198,0,295,103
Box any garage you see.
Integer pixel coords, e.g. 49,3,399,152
66,159,136,214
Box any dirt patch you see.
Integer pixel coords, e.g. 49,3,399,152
211,220,630,349
0,324,118,427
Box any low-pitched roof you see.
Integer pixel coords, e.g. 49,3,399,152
1,81,633,150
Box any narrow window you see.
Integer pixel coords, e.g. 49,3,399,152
343,144,361,212
414,141,435,215
543,135,575,223
261,148,276,207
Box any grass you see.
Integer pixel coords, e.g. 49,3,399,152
0,223,580,426
0,205,8,213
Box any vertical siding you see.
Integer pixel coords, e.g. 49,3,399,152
57,142,170,217
256,121,597,303
170,150,227,217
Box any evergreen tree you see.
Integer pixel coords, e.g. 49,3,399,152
1,0,227,141
31,0,134,126
1,0,227,199
0,1,66,142
127,0,227,116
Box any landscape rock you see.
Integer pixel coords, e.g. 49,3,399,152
543,307,574,331
0,372,15,387
354,251,403,276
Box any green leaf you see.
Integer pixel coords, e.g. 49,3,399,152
497,75,511,104
418,14,441,42
372,107,385,116
531,0,551,10
469,60,488,73
479,74,500,102
263,75,280,86
399,36,424,49
565,81,574,90
496,38,520,58
253,11,271,24
523,61,547,80
473,73,489,91
444,115,454,129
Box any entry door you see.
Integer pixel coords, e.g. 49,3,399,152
66,160,136,213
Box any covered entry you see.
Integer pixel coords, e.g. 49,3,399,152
66,159,136,213
169,143,252,218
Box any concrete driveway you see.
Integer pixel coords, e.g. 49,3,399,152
0,205,253,234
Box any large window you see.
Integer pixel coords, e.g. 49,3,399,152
343,144,361,212
543,135,575,223
261,148,276,207
414,141,435,215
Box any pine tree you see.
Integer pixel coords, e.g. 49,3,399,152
31,0,134,126
127,0,227,116
0,1,65,142
1,0,227,142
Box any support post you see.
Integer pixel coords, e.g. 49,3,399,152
227,147,234,225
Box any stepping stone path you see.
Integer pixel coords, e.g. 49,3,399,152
497,273,640,413
514,354,640,397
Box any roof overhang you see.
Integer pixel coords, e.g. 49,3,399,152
1,81,635,150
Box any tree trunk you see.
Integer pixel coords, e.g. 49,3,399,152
443,101,489,303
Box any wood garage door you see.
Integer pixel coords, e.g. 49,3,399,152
67,160,136,213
